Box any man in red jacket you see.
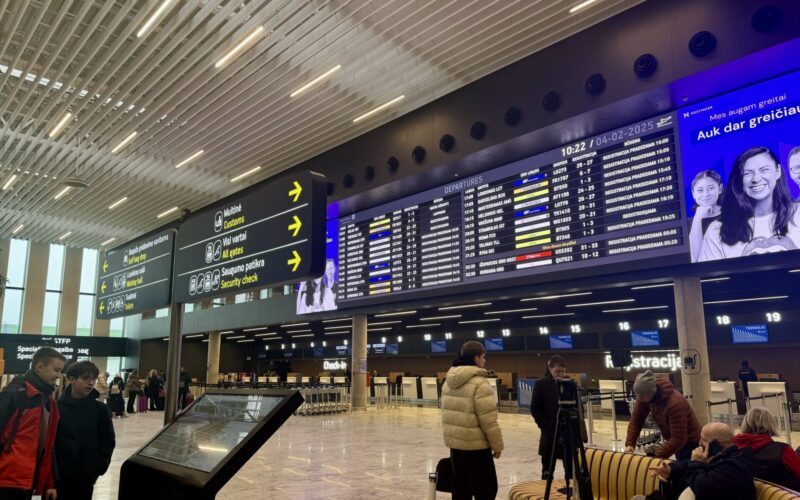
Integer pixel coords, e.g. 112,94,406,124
624,370,702,460
0,347,66,500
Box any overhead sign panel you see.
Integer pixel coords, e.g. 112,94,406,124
172,171,326,303
96,230,175,319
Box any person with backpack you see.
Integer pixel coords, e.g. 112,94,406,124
108,374,126,418
56,361,116,500
0,346,66,500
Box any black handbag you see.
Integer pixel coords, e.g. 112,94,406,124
435,457,452,493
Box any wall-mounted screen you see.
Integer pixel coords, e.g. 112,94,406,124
680,70,800,263
312,347,324,358
386,343,399,355
371,343,386,354
485,338,504,351
431,340,447,353
549,335,574,350
334,112,686,308
631,330,661,347
296,219,339,314
335,345,350,356
730,324,770,344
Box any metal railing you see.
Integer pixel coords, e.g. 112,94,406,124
705,398,736,427
745,392,792,447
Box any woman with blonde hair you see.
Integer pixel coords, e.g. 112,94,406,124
734,407,800,490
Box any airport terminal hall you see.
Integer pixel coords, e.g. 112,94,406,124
4,1,800,499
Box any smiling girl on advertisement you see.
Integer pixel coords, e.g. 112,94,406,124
688,170,724,262
698,146,800,261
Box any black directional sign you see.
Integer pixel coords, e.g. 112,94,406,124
172,170,326,303
96,230,175,319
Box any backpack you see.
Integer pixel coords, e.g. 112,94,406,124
110,384,121,395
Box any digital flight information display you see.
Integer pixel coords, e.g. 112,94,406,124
335,112,687,307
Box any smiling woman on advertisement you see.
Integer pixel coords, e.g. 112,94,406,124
698,146,800,261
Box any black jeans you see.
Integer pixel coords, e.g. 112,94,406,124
126,391,138,413
109,393,125,416
57,482,95,500
450,448,498,500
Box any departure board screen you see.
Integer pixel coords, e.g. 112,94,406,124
334,112,687,308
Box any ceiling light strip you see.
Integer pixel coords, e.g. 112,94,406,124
322,317,352,323
631,283,673,290
111,131,138,153
438,302,492,311
418,314,461,321
485,307,538,315
290,65,342,97
703,295,788,305
521,313,576,319
54,186,71,200
12,224,24,234
701,277,730,283
215,26,266,69
101,237,116,246
367,321,402,326
231,165,261,182
137,0,175,38
2,175,17,191
405,323,440,329
48,111,72,138
458,319,501,324
175,150,204,169
227,335,245,340
374,310,417,317
58,231,72,241
602,306,669,313
108,196,128,210
565,299,635,308
569,0,598,14
521,292,592,302
157,206,179,218
353,95,405,123
281,322,309,328
243,327,267,332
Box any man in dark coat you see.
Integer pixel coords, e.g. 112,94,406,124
738,360,758,398
649,422,755,500
56,361,116,500
531,355,568,481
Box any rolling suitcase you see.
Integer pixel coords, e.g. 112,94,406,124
138,392,148,413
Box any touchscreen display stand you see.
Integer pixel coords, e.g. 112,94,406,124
119,389,303,500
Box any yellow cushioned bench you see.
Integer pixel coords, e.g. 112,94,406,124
508,447,800,500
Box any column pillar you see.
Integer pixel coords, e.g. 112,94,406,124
350,314,368,410
20,243,49,334
58,247,83,335
673,276,711,424
207,331,221,386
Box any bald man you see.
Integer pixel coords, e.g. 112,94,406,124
648,422,755,500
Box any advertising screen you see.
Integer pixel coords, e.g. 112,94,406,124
549,335,574,350
484,338,504,351
730,324,770,344
430,340,447,353
296,218,339,314
679,70,800,263
631,330,661,347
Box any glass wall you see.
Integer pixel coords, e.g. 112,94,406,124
109,317,123,338
41,244,66,335
76,248,98,336
1,239,28,333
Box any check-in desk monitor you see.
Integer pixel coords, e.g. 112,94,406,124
120,389,303,500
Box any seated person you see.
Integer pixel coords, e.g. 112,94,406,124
734,407,800,491
625,371,702,459
648,422,755,500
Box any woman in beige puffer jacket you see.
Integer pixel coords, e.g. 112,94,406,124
441,341,503,499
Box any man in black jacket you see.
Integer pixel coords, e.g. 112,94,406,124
531,355,570,482
649,422,755,500
56,361,116,500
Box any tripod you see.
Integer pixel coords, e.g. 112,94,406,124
543,404,592,499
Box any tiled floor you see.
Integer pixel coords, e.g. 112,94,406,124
94,406,800,499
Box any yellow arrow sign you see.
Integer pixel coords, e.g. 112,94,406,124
101,281,107,294
288,181,302,202
99,301,105,314
287,250,301,272
103,260,109,272
288,215,302,237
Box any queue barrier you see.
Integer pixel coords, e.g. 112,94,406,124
706,398,736,427
746,392,793,447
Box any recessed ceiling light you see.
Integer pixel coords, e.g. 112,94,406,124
2,174,17,191
101,237,116,246
569,0,598,14
48,111,72,138
157,206,179,218
58,231,72,241
53,186,71,200
438,302,492,311
174,150,204,169
703,295,788,305
111,131,138,153
521,292,592,302
352,95,405,123
566,299,635,308
290,65,342,98
108,196,128,210
602,305,669,313
137,0,176,38
230,165,261,182
214,26,266,69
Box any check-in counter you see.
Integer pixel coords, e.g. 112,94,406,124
257,377,266,386
301,376,310,384
333,376,347,385
268,376,279,384
598,380,625,411
421,377,439,401
748,381,788,423
709,381,737,421
402,376,419,399
318,376,332,385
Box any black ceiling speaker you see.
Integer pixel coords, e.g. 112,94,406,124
469,121,487,140
363,165,375,181
387,156,399,173
585,73,606,95
751,5,782,33
504,106,522,127
542,91,561,112
326,182,335,196
342,174,354,188
439,134,455,152
633,53,658,78
412,146,426,164
688,31,717,57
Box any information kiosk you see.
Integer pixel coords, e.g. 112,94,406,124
119,389,302,499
